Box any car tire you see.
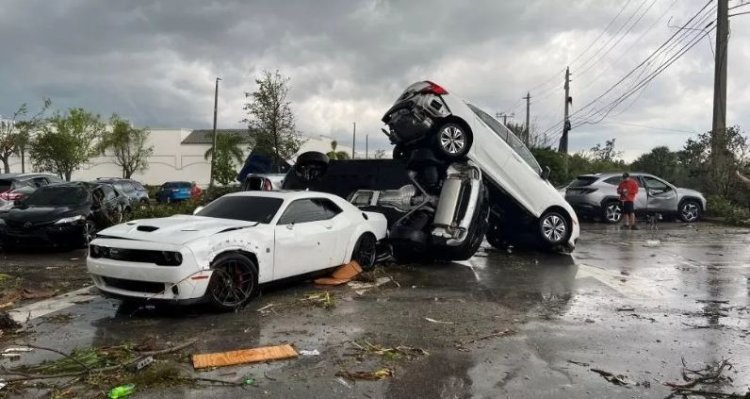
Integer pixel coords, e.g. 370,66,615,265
679,199,701,223
602,200,622,224
433,122,472,160
538,210,570,248
207,253,258,312
352,233,377,270
294,151,330,183
81,220,96,248
485,217,507,250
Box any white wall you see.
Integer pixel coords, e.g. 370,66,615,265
6,131,371,186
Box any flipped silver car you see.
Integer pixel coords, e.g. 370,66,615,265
564,172,706,223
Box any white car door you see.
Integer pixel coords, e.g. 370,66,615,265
273,198,341,279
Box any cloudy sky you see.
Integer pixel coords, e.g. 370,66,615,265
1,0,748,161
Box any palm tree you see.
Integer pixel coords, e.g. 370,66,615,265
326,140,350,160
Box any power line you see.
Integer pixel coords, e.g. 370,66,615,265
576,0,656,77
525,0,636,95
538,0,715,139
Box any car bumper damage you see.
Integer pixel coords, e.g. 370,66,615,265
87,238,212,302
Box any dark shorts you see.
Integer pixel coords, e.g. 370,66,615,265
622,201,634,214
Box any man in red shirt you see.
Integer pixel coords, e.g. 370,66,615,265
617,172,639,229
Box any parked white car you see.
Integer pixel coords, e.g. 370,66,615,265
382,81,579,251
87,191,388,310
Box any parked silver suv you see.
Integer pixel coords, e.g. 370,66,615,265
564,172,706,223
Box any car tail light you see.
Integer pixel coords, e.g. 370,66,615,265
423,81,448,95
0,191,22,201
262,178,272,191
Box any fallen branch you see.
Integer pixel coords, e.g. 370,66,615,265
9,344,93,371
590,368,629,386
664,359,733,390
1,339,198,383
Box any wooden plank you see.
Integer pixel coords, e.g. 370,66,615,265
192,344,298,369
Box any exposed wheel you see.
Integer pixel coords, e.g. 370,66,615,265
82,220,96,248
539,211,570,247
352,233,377,270
294,151,330,183
207,253,258,311
434,122,472,159
602,201,622,224
679,199,701,223
485,218,507,250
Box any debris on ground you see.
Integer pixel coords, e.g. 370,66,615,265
107,383,135,399
567,360,591,367
696,299,730,304
615,307,636,312
313,261,362,286
644,240,661,247
347,277,394,295
590,368,629,386
424,317,453,324
664,358,733,392
42,312,76,323
298,349,320,356
0,311,21,332
21,287,56,300
336,367,394,381
300,291,335,309
191,344,298,369
629,313,657,322
349,341,428,360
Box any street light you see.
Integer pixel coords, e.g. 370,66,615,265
209,77,221,190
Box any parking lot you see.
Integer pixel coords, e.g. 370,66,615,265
0,221,748,398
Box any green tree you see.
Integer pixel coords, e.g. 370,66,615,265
30,108,105,181
243,70,304,170
677,127,748,198
630,146,680,183
205,133,244,185
326,140,350,160
99,115,154,178
0,99,51,173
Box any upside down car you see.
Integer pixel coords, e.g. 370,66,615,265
87,191,387,310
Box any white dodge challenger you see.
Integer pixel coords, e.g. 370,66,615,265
87,191,388,310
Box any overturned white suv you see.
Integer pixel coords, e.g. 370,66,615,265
380,81,579,252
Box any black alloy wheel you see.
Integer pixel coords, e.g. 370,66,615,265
207,253,258,311
353,233,377,270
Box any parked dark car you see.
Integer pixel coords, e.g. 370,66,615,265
0,182,127,250
155,181,192,203
95,178,149,206
0,173,64,211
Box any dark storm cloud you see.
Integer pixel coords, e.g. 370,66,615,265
0,0,747,158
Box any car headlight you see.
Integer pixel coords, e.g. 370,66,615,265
55,215,85,225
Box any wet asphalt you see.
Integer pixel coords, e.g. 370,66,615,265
1,222,749,398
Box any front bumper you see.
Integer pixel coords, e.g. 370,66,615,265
0,222,85,248
87,239,212,302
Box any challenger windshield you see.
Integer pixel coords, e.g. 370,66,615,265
196,196,283,223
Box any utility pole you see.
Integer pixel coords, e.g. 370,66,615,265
523,92,531,146
209,77,221,190
352,122,356,159
495,112,513,125
711,0,729,168
559,67,571,154
365,134,369,159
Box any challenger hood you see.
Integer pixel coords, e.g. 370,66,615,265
96,215,260,245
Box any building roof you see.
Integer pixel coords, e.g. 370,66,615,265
181,129,253,145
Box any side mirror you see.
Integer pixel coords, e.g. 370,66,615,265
192,206,204,215
541,166,551,181
286,222,295,230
